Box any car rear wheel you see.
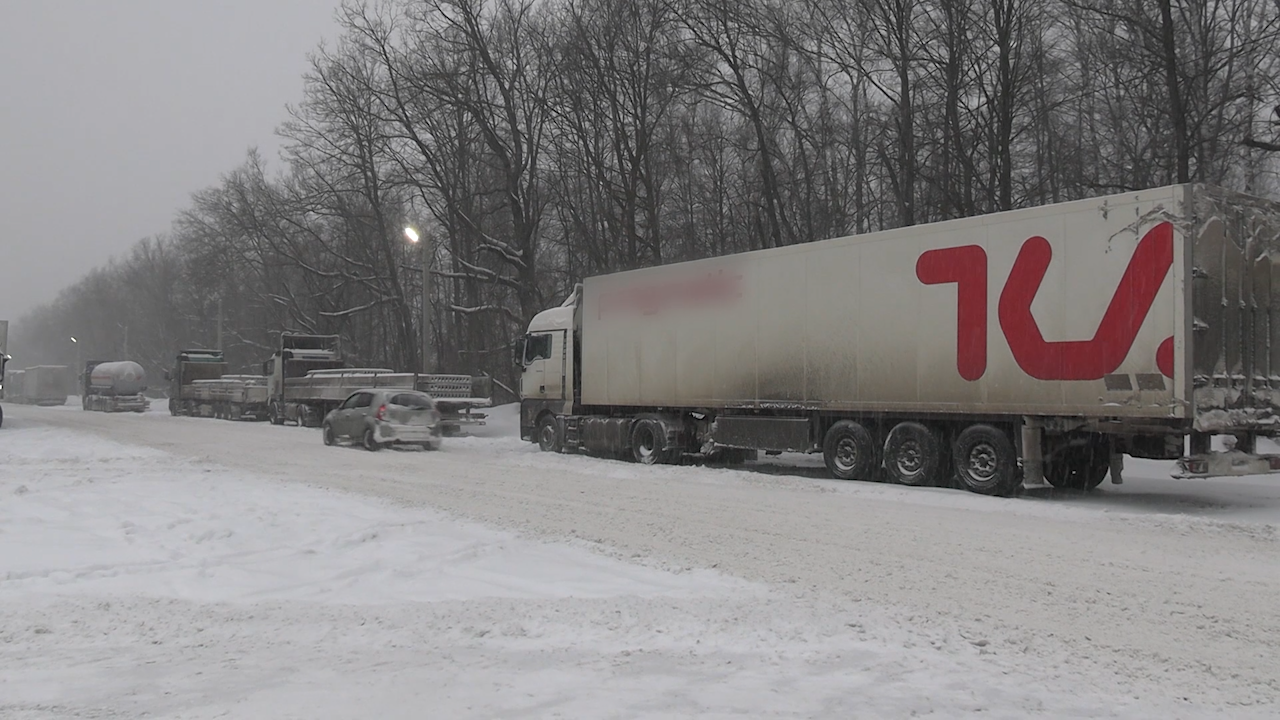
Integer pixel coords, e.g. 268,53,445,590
362,427,381,452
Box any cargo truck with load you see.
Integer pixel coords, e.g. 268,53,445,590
166,349,269,420
82,360,150,413
518,184,1280,495
264,333,492,433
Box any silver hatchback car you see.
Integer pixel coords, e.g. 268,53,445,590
322,388,443,451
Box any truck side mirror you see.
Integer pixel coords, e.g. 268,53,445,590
514,337,527,367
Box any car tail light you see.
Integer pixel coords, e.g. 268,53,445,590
375,403,387,421
1183,458,1208,475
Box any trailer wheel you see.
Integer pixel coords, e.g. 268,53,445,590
631,417,676,465
537,414,561,453
1045,439,1110,491
823,420,877,481
953,424,1019,496
883,422,942,486
323,423,336,446
362,427,382,452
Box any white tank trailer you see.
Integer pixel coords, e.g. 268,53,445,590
83,360,150,413
518,184,1280,496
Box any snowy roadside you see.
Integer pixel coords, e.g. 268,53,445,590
0,421,1249,718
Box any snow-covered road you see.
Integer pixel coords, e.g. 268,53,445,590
3,403,1279,717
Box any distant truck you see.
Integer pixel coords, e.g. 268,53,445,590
264,333,492,433
518,184,1280,496
82,360,150,413
165,349,269,420
7,365,71,406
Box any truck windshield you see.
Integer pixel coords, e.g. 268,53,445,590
524,333,552,364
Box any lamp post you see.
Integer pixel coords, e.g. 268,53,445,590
70,337,82,400
404,226,431,374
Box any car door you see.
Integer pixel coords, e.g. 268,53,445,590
334,393,361,437
349,392,375,435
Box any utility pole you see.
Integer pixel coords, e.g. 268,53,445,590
216,297,224,352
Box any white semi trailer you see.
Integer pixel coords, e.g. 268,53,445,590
518,184,1280,495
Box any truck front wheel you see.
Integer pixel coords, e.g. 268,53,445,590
823,420,876,481
537,415,561,453
953,424,1019,496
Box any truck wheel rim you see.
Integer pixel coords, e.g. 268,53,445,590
896,441,923,476
834,438,859,472
540,424,556,449
967,443,998,481
636,427,656,459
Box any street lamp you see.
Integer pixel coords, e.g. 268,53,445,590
70,337,82,399
404,226,431,374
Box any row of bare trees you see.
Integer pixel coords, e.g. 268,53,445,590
13,0,1280,393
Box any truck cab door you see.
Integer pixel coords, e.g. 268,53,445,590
520,331,566,402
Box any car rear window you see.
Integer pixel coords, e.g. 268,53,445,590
390,393,433,408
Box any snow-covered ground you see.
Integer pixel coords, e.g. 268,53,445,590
3,404,1279,718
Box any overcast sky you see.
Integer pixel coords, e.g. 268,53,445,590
0,1,339,322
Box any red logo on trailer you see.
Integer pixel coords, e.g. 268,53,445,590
917,222,1175,381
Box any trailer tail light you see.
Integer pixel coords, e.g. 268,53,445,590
375,404,387,421
1268,456,1280,471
